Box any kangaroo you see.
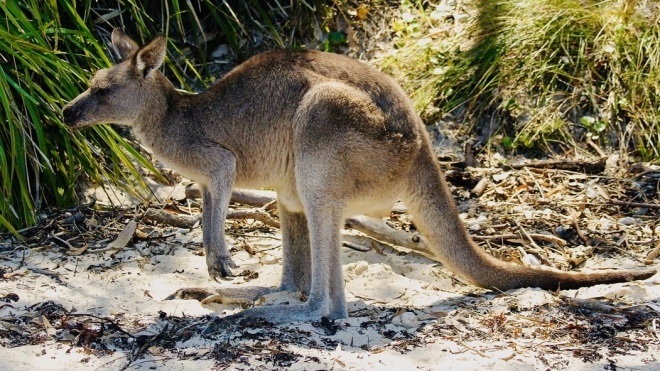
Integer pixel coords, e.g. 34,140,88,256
63,29,656,324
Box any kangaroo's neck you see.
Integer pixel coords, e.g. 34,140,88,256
132,72,178,143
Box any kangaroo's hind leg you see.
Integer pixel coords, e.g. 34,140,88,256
210,190,346,324
278,206,312,294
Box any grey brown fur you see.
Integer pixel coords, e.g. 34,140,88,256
63,30,656,324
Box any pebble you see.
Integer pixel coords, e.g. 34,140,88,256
618,217,640,225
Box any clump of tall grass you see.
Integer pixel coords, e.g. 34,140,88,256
381,0,660,160
0,1,163,234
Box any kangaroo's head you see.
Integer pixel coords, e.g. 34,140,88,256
62,29,167,129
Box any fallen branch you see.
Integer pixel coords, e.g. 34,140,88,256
586,136,606,157
472,177,489,197
571,214,590,246
143,207,280,229
341,233,389,255
143,209,200,229
342,241,371,252
505,158,606,174
185,185,277,207
472,233,566,246
227,208,280,228
609,199,660,210
561,296,614,313
345,215,434,258
177,189,570,259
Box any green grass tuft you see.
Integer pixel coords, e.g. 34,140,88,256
380,0,660,159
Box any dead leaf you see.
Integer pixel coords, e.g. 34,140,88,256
596,184,610,200
105,220,137,251
356,5,369,20
134,228,148,239
493,171,512,182
0,319,22,332
41,315,57,336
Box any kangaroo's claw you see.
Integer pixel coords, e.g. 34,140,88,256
208,256,239,279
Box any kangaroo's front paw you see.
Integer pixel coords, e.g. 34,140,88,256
208,256,239,279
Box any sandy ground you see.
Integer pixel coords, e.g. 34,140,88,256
1,183,659,370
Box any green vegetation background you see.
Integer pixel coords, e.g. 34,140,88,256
1,0,658,233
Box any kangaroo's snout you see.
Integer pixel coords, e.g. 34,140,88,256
62,92,95,129
62,102,88,129
62,105,77,126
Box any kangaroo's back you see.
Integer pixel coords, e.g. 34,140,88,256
216,50,422,134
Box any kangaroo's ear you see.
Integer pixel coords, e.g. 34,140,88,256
136,35,167,78
111,29,138,60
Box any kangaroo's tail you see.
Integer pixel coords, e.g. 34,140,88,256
402,145,656,291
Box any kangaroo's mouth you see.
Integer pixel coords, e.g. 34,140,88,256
66,122,92,130
63,118,91,130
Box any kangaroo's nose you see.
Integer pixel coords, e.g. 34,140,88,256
62,106,76,125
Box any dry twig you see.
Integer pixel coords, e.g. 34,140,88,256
505,158,606,174
610,199,660,210
345,215,433,258
472,233,566,246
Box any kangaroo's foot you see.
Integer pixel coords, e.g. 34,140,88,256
207,256,239,279
165,287,215,302
166,286,275,305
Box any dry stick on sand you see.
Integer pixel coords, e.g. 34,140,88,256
609,199,660,210
185,186,276,207
143,207,280,229
505,158,607,174
472,233,566,246
561,296,615,313
344,215,435,259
